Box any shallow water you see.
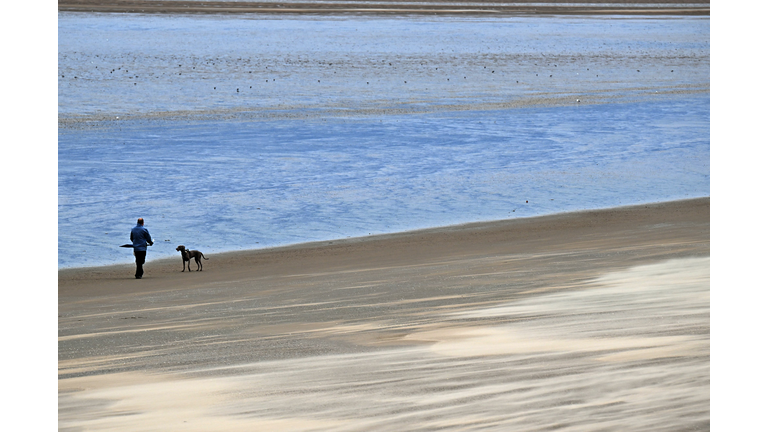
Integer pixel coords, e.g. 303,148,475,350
58,13,709,118
58,13,709,268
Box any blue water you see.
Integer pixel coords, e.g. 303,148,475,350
58,13,709,269
59,96,709,268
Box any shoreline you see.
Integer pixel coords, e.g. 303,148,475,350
59,196,709,284
58,0,710,16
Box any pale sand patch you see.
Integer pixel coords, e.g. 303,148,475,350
60,257,708,431
59,372,347,432
407,257,708,360
412,326,706,359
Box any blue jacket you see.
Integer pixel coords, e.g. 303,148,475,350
130,225,153,252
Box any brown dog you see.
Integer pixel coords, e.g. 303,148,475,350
176,245,208,272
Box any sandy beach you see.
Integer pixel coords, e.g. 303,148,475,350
59,197,709,430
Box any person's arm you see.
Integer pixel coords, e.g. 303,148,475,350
146,229,153,246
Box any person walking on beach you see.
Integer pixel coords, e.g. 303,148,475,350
130,217,153,279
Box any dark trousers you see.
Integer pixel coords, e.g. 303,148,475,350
135,250,146,278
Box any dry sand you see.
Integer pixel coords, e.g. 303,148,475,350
59,198,709,431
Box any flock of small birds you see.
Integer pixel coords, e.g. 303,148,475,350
59,48,689,116
60,55,677,98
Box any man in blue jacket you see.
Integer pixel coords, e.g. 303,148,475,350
130,217,153,279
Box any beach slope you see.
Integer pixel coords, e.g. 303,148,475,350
59,197,709,431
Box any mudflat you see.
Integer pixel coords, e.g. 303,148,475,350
59,197,709,430
58,0,711,16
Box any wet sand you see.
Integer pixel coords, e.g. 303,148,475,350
58,0,710,16
59,197,709,430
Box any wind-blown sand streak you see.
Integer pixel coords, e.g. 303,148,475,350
59,198,709,430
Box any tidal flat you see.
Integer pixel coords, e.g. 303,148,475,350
58,13,709,268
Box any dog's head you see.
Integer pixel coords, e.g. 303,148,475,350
176,245,186,252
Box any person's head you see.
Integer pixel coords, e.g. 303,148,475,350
137,218,144,226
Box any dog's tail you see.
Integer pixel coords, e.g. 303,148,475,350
202,253,209,260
